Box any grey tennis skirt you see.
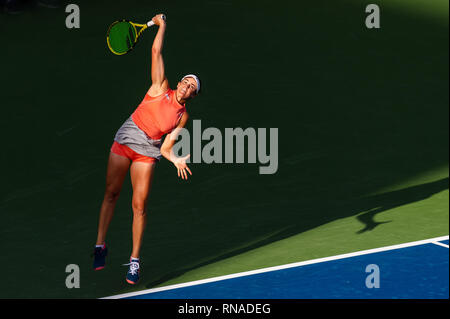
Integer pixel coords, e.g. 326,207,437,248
113,116,162,161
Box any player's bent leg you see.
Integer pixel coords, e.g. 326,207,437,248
96,152,131,244
94,152,131,270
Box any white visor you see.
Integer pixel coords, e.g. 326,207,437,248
181,74,201,94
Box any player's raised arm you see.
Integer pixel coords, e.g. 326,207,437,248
148,14,169,97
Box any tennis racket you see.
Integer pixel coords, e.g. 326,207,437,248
106,15,166,55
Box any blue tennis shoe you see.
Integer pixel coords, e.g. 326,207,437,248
124,258,140,285
93,244,108,271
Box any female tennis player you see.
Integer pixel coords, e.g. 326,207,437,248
93,14,200,285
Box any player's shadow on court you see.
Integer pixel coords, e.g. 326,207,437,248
353,177,448,234
144,177,448,288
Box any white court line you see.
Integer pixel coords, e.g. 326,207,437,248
102,235,449,299
432,241,449,249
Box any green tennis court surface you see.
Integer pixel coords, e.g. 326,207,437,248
0,0,448,298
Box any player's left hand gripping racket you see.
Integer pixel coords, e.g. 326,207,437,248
106,15,166,55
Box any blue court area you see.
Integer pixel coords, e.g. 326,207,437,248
121,239,449,299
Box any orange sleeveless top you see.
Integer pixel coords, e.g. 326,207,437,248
131,89,186,140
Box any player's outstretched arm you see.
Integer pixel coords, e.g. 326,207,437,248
161,112,192,180
148,14,169,97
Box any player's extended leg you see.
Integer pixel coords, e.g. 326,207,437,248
95,152,131,246
124,160,155,284
129,161,156,259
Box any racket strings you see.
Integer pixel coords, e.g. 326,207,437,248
107,21,147,55
127,26,135,49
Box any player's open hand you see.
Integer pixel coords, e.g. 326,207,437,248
174,154,192,180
